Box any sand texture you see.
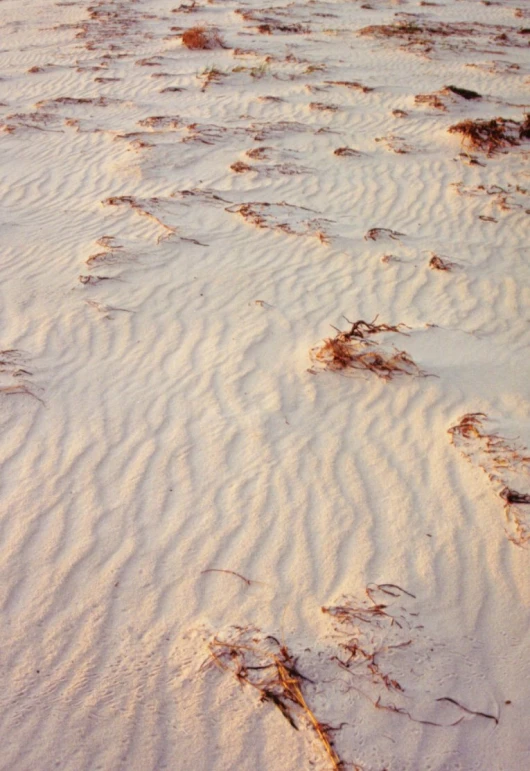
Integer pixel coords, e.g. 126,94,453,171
1,0,529,768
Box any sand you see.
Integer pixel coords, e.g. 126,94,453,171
0,0,529,768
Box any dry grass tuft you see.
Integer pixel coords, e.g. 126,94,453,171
182,26,224,49
310,317,426,380
448,115,530,154
449,413,530,545
207,628,346,770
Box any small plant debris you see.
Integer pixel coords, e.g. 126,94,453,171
310,317,426,380
198,66,226,91
323,585,496,726
365,227,405,241
415,93,446,110
309,102,339,112
429,254,455,271
334,147,362,157
207,628,345,770
182,26,224,50
0,349,42,404
449,413,530,545
230,161,252,173
324,80,373,93
226,201,332,241
448,115,530,154
103,195,175,241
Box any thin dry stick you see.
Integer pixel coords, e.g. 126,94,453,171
201,568,253,586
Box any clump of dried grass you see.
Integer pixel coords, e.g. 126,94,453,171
207,628,345,770
182,26,224,49
449,413,530,545
448,115,530,153
310,317,426,380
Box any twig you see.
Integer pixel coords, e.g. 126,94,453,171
201,568,253,586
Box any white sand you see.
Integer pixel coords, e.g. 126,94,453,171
1,0,529,768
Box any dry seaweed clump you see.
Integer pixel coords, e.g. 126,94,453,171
449,413,530,546
448,114,530,154
207,628,346,770
310,318,426,380
182,26,224,49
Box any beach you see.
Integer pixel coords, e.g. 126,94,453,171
0,0,529,768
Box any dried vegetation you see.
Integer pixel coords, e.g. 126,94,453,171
310,318,426,380
449,414,530,546
429,254,455,271
103,195,175,241
226,200,332,242
358,19,529,55
205,584,497,770
181,26,225,49
448,114,530,154
0,350,42,404
207,628,345,770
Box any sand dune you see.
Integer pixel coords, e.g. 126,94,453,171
0,0,529,768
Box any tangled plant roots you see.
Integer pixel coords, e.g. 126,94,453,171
310,318,426,380
207,628,345,770
449,413,530,545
